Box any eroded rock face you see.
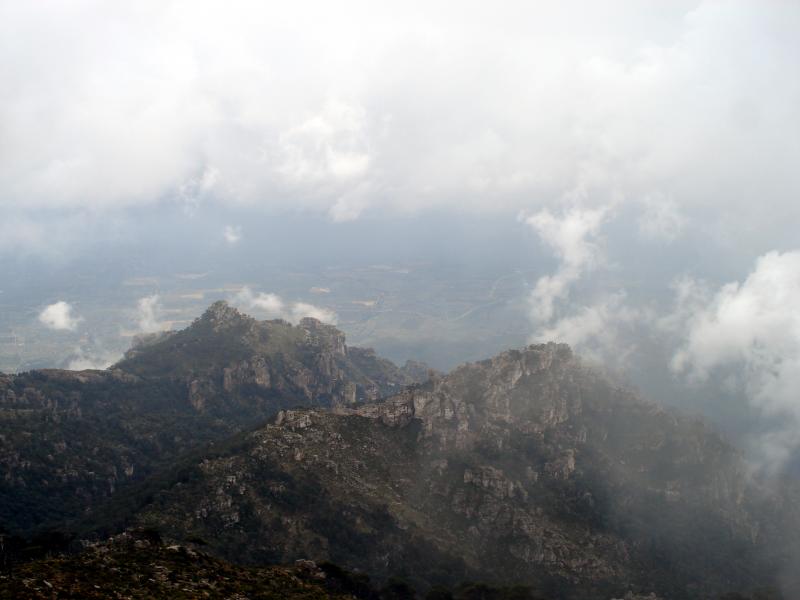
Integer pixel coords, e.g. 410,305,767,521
131,343,784,599
298,317,347,356
223,357,271,392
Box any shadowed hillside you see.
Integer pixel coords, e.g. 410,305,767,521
0,302,429,536
117,344,795,599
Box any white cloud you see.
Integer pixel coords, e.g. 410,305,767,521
38,301,81,331
232,286,337,324
233,287,285,319
277,98,371,184
223,225,242,244
137,294,165,333
1,1,797,251
523,206,652,370
533,292,644,367
522,206,608,323
66,347,121,370
671,251,800,470
328,182,372,223
657,276,710,338
289,302,338,325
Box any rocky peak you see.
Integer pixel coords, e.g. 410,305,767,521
199,300,251,331
339,343,571,445
298,316,347,356
481,341,573,377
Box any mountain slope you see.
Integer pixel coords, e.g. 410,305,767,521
0,302,428,536
123,343,788,599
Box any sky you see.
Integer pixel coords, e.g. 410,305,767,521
2,0,800,471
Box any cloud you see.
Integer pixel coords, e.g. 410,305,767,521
223,225,242,244
277,98,371,185
328,182,372,223
533,292,644,367
137,294,165,333
655,275,711,341
38,301,81,331
637,194,686,242
66,346,121,370
523,206,653,370
233,288,285,318
1,1,797,255
522,209,800,470
289,302,338,324
522,206,608,323
671,251,800,469
232,286,337,324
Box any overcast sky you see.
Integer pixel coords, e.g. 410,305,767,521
1,2,797,229
3,1,800,470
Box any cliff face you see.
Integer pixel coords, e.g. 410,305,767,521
129,344,781,600
0,302,427,536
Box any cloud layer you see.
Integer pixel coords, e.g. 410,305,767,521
1,1,798,240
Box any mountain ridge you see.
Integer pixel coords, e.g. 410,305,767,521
121,343,789,599
0,302,429,536
0,302,797,599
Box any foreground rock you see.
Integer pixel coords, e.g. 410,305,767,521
0,531,355,599
0,531,574,599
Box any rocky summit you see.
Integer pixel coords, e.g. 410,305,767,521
0,303,796,600
118,300,429,408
